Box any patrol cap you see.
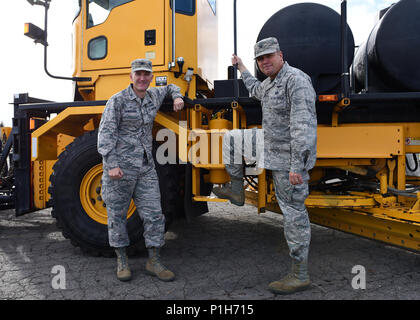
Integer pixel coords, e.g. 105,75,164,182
131,58,153,73
254,37,281,59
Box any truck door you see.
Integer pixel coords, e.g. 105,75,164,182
82,0,165,71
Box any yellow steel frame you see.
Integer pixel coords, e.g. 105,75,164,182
28,96,420,253
188,102,247,202
31,106,104,161
245,189,420,251
238,99,420,252
29,0,420,252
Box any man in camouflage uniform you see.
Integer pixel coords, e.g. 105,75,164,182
98,59,184,282
213,37,317,294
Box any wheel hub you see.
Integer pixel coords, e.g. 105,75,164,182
80,164,136,225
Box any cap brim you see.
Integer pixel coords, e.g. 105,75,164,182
132,67,153,72
254,49,279,59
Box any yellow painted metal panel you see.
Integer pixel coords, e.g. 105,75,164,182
72,2,83,78
245,190,420,251
33,160,55,209
308,208,420,251
83,1,165,71
74,0,202,100
95,73,131,100
33,160,46,209
32,106,105,161
317,126,404,158
305,195,377,208
193,164,225,168
193,196,228,202
315,159,374,166
32,106,105,138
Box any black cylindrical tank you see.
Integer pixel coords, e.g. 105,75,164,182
256,3,354,94
353,0,420,92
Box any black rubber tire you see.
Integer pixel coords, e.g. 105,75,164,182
152,147,186,228
49,130,144,257
49,130,184,257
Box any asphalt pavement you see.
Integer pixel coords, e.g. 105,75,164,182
0,201,419,301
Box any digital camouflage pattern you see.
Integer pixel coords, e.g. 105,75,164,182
98,83,182,248
221,59,316,262
241,61,317,179
272,171,311,263
101,169,164,248
222,128,264,177
98,84,182,171
131,58,153,73
254,37,281,59
222,131,311,262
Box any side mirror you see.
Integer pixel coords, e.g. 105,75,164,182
24,23,47,46
26,0,50,8
24,0,90,82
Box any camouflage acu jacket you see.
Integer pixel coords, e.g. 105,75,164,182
97,84,182,171
241,62,317,176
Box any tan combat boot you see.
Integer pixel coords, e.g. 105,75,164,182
115,247,132,282
212,177,244,206
145,248,175,282
268,260,311,294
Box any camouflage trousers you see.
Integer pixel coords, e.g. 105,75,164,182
222,128,264,174
272,171,311,263
222,129,311,262
101,167,165,249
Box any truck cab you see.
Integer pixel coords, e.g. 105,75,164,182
72,0,218,101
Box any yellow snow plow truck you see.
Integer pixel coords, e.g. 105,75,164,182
2,0,419,256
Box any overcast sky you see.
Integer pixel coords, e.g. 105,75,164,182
0,0,395,126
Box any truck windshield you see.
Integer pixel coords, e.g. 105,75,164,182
87,0,133,28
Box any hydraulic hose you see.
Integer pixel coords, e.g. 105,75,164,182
406,153,419,172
